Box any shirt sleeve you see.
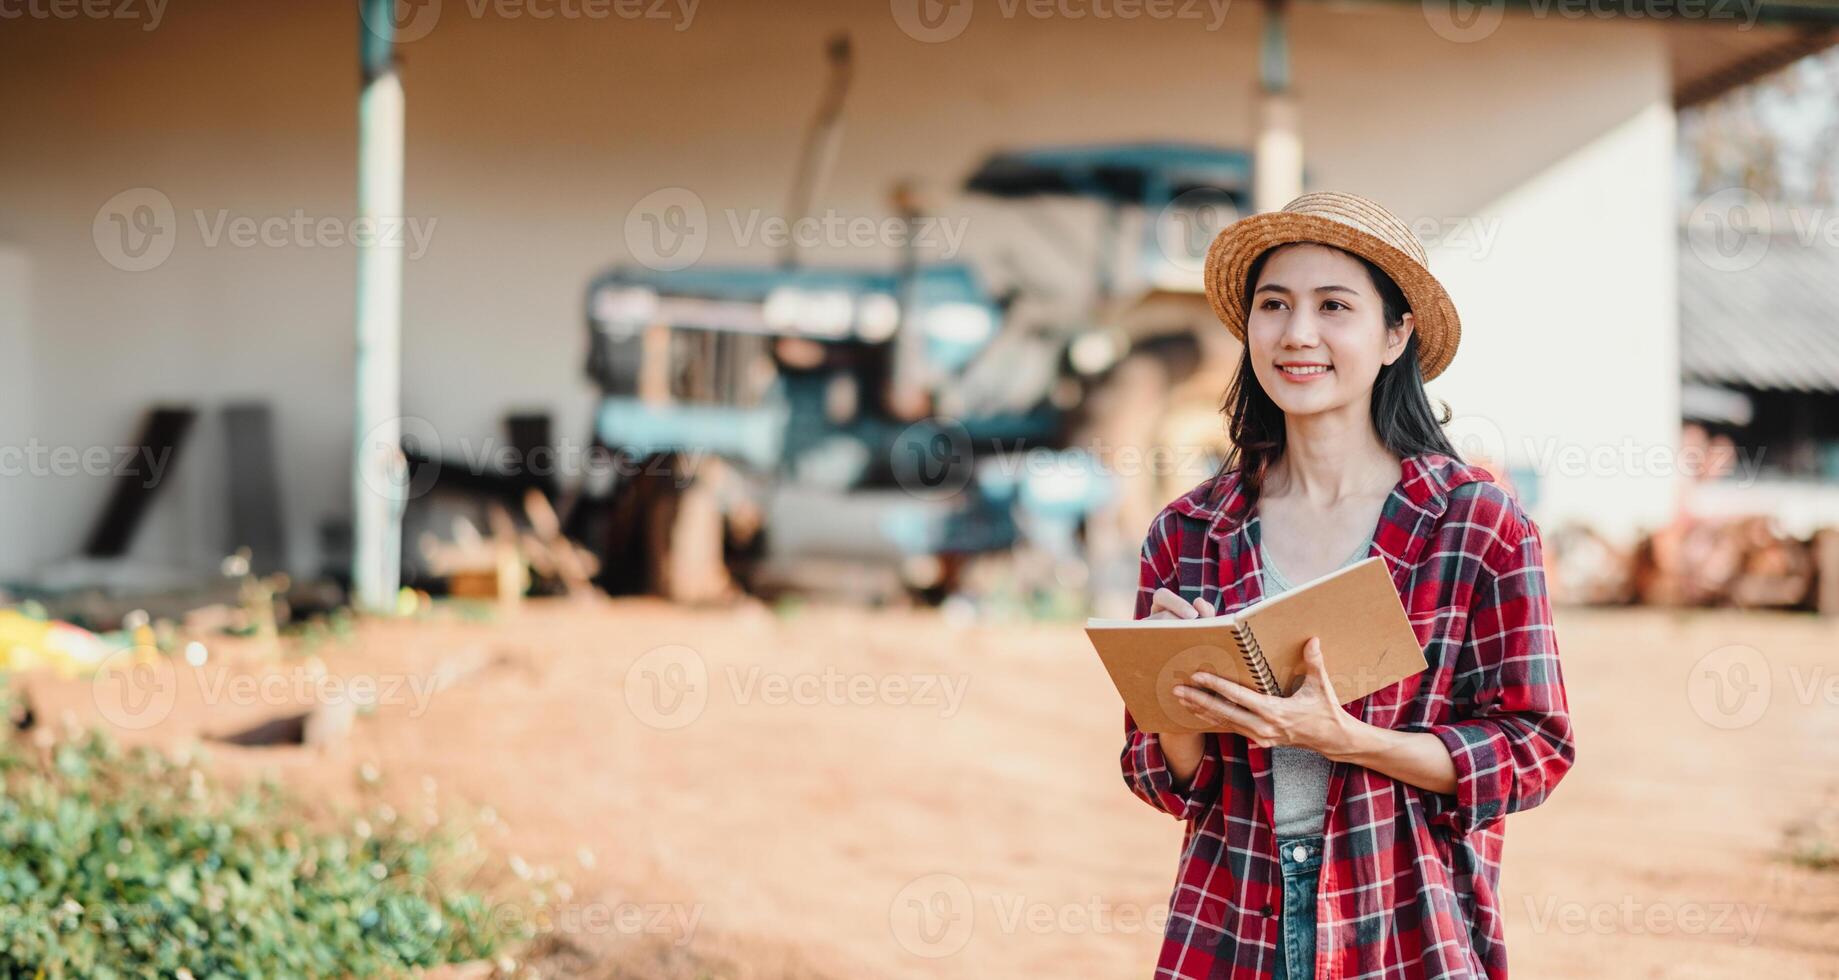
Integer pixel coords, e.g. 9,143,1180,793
1425,508,1577,837
1119,517,1224,821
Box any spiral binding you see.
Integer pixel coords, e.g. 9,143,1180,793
1230,622,1280,696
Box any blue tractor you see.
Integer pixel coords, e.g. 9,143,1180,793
579,40,1250,610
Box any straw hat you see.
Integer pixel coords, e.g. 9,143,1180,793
1201,191,1461,382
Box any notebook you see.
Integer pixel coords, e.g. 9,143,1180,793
1085,556,1426,734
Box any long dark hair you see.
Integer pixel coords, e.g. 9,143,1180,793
1215,243,1458,516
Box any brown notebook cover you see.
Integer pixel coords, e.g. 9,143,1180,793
1085,556,1427,734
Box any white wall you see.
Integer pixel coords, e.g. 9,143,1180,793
1430,103,1682,541
0,0,1681,577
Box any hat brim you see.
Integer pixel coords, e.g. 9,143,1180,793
1202,211,1461,382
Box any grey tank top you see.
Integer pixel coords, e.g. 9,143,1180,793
1261,530,1372,837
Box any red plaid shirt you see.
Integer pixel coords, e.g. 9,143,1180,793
1122,452,1575,979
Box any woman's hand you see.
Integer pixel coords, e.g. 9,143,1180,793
1173,636,1460,794
1144,588,1215,787
1172,637,1360,757
1147,586,1215,622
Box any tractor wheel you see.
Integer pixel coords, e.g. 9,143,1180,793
644,455,742,604
593,452,743,603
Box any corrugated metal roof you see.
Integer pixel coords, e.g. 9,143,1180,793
1680,226,1839,393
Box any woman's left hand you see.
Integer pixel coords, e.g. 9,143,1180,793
1173,636,1361,758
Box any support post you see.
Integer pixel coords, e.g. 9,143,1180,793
1253,0,1303,213
353,0,407,612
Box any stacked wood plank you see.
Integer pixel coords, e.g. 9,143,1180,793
1548,515,1839,615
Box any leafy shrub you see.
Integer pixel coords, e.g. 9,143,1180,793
0,727,510,978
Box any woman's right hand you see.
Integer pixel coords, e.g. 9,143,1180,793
1146,588,1216,786
1148,587,1215,621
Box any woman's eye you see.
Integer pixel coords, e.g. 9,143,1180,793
1322,300,1349,312
1259,299,1287,311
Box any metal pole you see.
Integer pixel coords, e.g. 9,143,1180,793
779,34,854,268
354,0,406,612
887,180,929,419
1253,0,1303,213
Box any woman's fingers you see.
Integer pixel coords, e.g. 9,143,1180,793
1184,671,1280,721
1148,587,1196,619
1172,686,1273,744
1301,636,1340,703
1149,588,1220,620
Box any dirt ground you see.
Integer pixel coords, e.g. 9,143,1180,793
24,598,1839,978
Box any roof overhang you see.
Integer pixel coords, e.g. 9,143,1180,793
1679,227,1839,394
1668,19,1839,107
1314,0,1839,107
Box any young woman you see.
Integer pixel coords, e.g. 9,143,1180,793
1121,192,1575,980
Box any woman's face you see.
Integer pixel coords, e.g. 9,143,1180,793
1244,243,1413,418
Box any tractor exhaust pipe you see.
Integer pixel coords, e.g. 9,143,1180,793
780,33,854,269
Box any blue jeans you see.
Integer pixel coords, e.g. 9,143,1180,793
1272,834,1322,980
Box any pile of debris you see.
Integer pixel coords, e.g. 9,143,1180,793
416,489,601,603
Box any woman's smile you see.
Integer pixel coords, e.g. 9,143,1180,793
1276,361,1334,382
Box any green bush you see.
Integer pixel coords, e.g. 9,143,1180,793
0,727,510,978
